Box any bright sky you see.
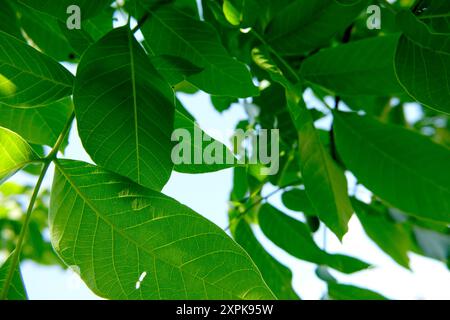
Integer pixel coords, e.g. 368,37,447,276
14,91,450,300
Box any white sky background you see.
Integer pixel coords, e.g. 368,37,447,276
16,91,450,300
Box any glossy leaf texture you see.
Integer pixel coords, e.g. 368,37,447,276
0,31,74,106
258,204,369,273
0,253,28,300
0,97,73,146
141,7,258,97
395,10,450,114
0,127,39,184
233,220,299,300
334,112,450,224
49,160,275,300
73,27,175,191
300,35,405,96
297,105,353,239
265,0,368,55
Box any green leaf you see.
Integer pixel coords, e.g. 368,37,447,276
0,127,39,184
149,55,203,87
17,4,77,62
73,27,175,191
0,97,73,146
141,7,259,97
259,204,370,273
0,0,23,39
0,253,28,300
415,0,450,33
300,35,405,96
297,105,353,239
395,10,450,114
251,46,352,238
0,31,74,106
352,199,411,268
18,0,112,22
210,95,237,113
233,220,299,300
334,112,450,224
50,159,275,300
327,282,387,300
222,0,259,27
57,7,114,56
265,0,368,56
281,189,316,217
173,110,236,174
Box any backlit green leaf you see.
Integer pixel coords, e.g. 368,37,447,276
50,160,275,300
0,253,28,300
334,112,450,224
0,97,73,146
233,219,299,299
259,204,369,273
395,10,450,114
73,27,175,191
297,105,353,239
301,35,404,96
265,0,368,55
0,31,74,106
141,7,259,97
352,199,412,268
0,127,39,184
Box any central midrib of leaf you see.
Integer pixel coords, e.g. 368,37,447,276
55,162,255,299
127,29,141,184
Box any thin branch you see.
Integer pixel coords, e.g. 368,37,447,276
225,179,302,232
0,112,75,300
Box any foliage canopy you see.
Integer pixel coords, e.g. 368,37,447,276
0,0,449,300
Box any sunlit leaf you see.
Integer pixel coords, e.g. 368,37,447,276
0,127,39,184
73,27,175,191
233,219,299,299
50,160,275,300
141,7,259,97
259,204,369,273
0,253,28,300
0,31,74,106
334,112,450,224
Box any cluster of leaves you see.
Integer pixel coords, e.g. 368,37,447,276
0,0,449,300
